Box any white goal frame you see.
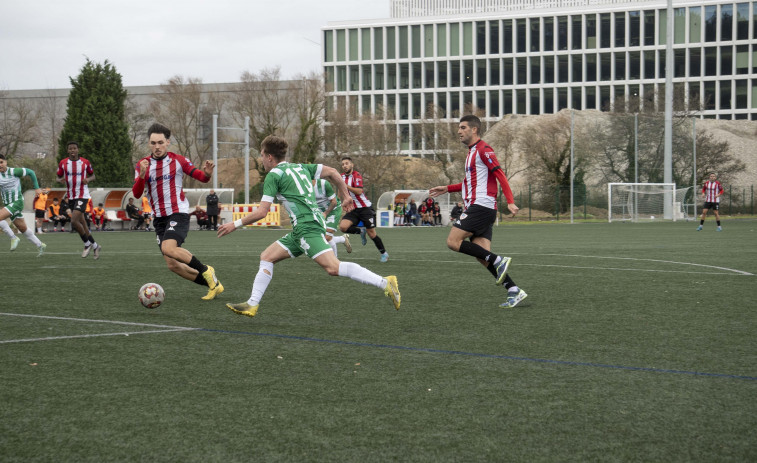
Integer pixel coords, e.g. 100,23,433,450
608,183,689,223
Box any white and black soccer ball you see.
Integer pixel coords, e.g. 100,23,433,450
138,283,165,309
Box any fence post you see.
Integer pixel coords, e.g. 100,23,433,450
529,184,532,221
555,187,560,221
729,185,732,215
752,185,754,215
584,185,587,220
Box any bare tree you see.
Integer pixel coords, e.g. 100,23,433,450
36,89,66,158
124,94,153,163
290,71,325,164
0,90,41,158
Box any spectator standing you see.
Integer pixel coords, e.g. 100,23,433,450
141,195,152,231
33,188,50,233
206,189,220,231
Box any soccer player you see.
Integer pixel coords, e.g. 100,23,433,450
697,172,724,231
217,135,400,317
428,115,527,309
0,154,47,256
56,141,101,259
132,123,223,300
338,156,389,262
313,177,351,257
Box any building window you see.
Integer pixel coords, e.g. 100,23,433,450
517,57,527,85
424,62,434,87
629,51,640,79
721,4,733,41
399,26,409,59
399,94,408,119
571,87,582,110
387,64,397,90
337,30,346,61
704,82,716,110
658,50,666,78
704,5,717,42
451,92,460,116
601,13,611,48
438,93,447,117
399,63,409,89
736,45,749,74
571,54,582,82
557,88,568,111
644,50,655,78
527,18,539,52
463,60,473,86
324,30,334,62
490,20,500,54
545,56,555,83
362,65,371,90
412,62,422,88
558,55,569,83
476,91,486,114
362,29,371,60
572,15,582,50
387,94,396,118
437,24,446,57
753,1,757,39
374,28,383,59
490,58,500,85
752,79,757,108
689,82,700,109
629,11,641,46
423,24,434,58
543,17,554,51
659,9,667,46
516,19,527,53
349,66,359,91
720,81,732,110
544,88,554,112
490,90,500,116
558,16,568,50
674,8,686,44
504,59,513,85
463,22,473,55
615,12,625,47
614,52,625,80
412,93,421,119
374,65,384,90
502,20,512,53
721,45,733,75
412,25,421,58
586,86,596,109
476,59,486,86
337,66,346,91
736,3,749,40
517,90,526,114
531,56,541,84
704,47,717,76
643,10,655,46
586,54,597,82
362,95,371,114
476,21,487,54
349,29,358,61
601,53,612,80
530,89,541,114
450,23,460,56
450,61,460,87
600,86,611,110
674,49,686,77
753,47,757,72
735,80,748,108
690,7,702,43
689,48,701,77
438,61,448,87
503,91,513,114
387,27,396,59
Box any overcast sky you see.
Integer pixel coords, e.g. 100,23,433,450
0,0,388,91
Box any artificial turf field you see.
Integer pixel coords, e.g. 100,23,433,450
1,220,755,462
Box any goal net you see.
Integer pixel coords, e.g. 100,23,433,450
608,183,694,222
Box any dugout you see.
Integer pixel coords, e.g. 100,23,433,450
375,190,452,226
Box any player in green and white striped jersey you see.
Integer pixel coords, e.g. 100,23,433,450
313,177,351,257
0,154,47,256
217,135,400,317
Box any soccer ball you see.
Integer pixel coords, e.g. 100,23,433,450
138,283,165,309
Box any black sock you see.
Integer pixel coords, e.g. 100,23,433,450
717,220,721,226
346,225,361,234
371,235,386,254
193,273,209,287
459,240,497,263
188,256,208,274
700,220,704,225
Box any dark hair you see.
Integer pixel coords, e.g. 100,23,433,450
460,115,482,134
261,135,288,160
0,154,5,160
147,123,171,139
341,156,353,162
67,141,79,148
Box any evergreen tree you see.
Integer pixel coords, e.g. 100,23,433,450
58,59,132,186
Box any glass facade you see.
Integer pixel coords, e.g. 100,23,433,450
324,0,757,153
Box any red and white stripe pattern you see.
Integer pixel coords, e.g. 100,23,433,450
343,170,371,208
135,152,194,218
462,140,501,210
702,180,723,203
57,157,93,199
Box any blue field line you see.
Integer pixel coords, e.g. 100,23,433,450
199,328,757,382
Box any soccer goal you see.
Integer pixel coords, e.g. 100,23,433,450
608,183,693,222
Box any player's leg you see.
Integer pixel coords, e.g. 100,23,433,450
713,206,722,230
698,207,708,230
13,216,45,255
70,207,99,256
227,240,291,317
363,209,388,261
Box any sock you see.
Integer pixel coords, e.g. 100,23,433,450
337,262,385,289
329,240,338,257
248,261,274,305
371,235,386,254
331,235,346,244
345,225,361,234
193,273,209,287
459,240,498,263
0,221,15,238
717,220,721,226
22,229,42,247
188,256,208,274
508,284,519,293
700,219,704,225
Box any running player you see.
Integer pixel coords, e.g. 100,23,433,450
0,154,47,256
56,141,101,259
132,123,223,300
338,156,389,262
313,177,351,257
697,172,724,231
218,135,400,318
429,115,527,309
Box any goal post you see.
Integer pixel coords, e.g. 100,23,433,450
608,183,693,223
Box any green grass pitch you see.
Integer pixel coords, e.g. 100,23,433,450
1,221,756,462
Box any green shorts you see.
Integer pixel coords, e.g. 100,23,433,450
323,205,342,236
3,199,24,220
277,221,332,259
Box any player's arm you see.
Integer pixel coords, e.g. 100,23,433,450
217,200,272,237
16,167,41,189
492,168,519,215
321,165,354,213
717,182,724,197
132,160,149,198
429,182,462,198
323,197,338,217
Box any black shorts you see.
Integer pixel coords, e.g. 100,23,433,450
154,213,190,248
342,206,377,229
453,204,496,241
69,198,89,213
35,210,46,219
703,202,719,211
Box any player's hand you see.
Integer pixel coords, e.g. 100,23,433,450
203,160,215,175
217,222,235,238
139,159,150,177
507,203,519,216
429,186,447,198
342,197,355,213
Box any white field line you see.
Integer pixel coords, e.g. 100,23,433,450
0,313,199,344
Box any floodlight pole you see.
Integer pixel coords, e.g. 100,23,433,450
570,110,574,224
634,113,639,222
212,115,219,189
244,116,250,204
663,0,674,219
692,117,697,218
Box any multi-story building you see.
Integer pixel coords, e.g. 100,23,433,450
322,0,757,154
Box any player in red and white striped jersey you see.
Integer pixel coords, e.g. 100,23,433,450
132,123,223,300
56,141,101,259
338,157,389,262
697,172,724,231
429,115,527,308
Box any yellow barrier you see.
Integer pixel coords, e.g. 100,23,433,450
232,204,280,227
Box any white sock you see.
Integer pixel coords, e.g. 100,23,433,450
0,221,15,238
329,240,338,257
22,229,42,247
248,261,274,306
338,262,386,289
331,235,345,244
509,286,520,294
